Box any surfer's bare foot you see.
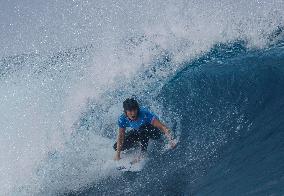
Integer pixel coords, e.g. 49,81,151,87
114,153,121,161
131,152,146,164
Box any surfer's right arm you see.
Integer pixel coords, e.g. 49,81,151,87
114,127,125,160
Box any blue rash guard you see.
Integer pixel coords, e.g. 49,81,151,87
118,107,158,130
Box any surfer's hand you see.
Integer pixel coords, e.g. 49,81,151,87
114,153,121,161
169,139,177,149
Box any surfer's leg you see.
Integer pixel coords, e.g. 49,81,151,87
142,124,162,140
113,130,140,151
139,133,150,152
139,124,161,151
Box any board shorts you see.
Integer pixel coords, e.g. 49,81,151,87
113,124,162,152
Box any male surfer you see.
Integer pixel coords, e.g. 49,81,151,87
114,98,177,162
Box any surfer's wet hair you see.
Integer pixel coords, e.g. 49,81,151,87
123,98,140,112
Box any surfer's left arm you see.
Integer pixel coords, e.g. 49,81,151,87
152,119,177,148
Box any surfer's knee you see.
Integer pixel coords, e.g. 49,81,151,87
140,137,149,152
140,144,148,152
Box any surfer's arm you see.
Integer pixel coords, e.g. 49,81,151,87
152,119,173,141
152,118,177,149
115,127,125,160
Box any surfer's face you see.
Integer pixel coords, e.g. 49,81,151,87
126,109,138,121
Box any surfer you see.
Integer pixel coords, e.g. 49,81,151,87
113,98,177,161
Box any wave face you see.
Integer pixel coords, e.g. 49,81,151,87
157,44,284,195
78,43,284,196
0,0,284,195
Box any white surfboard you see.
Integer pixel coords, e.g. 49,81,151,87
114,138,178,172
115,148,147,172
116,159,145,172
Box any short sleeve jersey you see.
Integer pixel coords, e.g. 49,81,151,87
118,107,158,130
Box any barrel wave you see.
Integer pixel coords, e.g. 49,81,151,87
0,1,284,195
75,41,284,196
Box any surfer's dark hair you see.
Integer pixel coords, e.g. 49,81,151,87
123,98,140,112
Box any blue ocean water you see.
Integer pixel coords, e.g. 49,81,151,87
73,41,284,196
0,1,284,195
